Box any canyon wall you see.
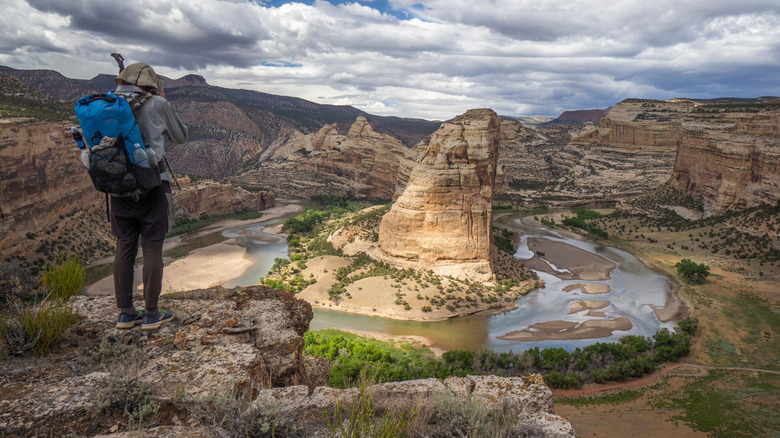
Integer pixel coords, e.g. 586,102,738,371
232,116,417,199
377,109,500,282
174,181,274,219
670,105,780,214
569,99,693,149
568,98,780,214
0,121,101,256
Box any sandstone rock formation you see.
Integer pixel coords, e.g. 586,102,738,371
0,286,324,436
377,109,500,282
669,104,780,214
569,99,694,149
0,285,573,437
0,122,103,257
232,116,417,199
174,181,274,219
568,98,780,214
251,374,575,437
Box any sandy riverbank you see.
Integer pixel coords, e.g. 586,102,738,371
523,237,616,281
85,239,253,296
84,202,306,296
295,255,526,321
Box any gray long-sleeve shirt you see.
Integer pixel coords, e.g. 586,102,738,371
115,84,188,183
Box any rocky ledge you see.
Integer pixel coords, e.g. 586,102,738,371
0,285,573,437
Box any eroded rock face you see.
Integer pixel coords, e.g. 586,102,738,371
570,99,693,149
174,181,274,219
252,374,575,437
568,98,780,214
0,286,318,436
377,109,500,282
233,116,417,199
669,107,780,214
0,121,101,257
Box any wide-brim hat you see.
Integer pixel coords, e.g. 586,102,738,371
115,62,161,92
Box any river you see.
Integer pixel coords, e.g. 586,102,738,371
209,212,676,353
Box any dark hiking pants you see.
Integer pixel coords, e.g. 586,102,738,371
111,182,170,312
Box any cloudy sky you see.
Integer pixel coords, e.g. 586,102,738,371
3,0,779,120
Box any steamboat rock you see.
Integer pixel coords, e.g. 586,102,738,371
377,109,500,282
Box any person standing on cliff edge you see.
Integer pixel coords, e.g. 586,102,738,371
112,62,188,330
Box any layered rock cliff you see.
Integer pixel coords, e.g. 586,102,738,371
569,99,693,149
568,98,780,214
231,116,417,199
0,121,104,258
174,181,274,219
377,109,500,282
669,103,780,214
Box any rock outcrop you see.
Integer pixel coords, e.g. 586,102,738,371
669,104,780,214
0,285,573,437
377,109,500,282
232,116,417,199
569,99,693,149
174,181,274,219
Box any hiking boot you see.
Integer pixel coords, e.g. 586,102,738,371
116,308,144,329
141,308,174,330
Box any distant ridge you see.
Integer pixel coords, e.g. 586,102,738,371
541,108,609,126
0,65,440,148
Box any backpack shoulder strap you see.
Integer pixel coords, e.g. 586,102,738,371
122,91,154,112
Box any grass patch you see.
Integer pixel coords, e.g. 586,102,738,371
651,371,780,438
557,389,645,407
39,255,85,300
188,384,304,437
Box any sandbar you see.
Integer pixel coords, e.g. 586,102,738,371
568,300,610,314
651,292,682,323
498,317,632,341
562,283,611,294
523,238,616,281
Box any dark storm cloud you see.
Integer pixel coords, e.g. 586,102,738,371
4,0,780,119
26,0,272,69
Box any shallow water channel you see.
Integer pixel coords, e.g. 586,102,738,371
220,213,675,353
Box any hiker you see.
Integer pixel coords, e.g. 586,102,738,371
111,62,188,330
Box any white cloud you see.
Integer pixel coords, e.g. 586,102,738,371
2,0,779,119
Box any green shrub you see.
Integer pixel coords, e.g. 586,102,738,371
675,259,710,284
2,296,79,356
494,234,515,255
39,255,85,300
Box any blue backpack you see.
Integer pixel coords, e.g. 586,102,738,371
74,92,161,200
